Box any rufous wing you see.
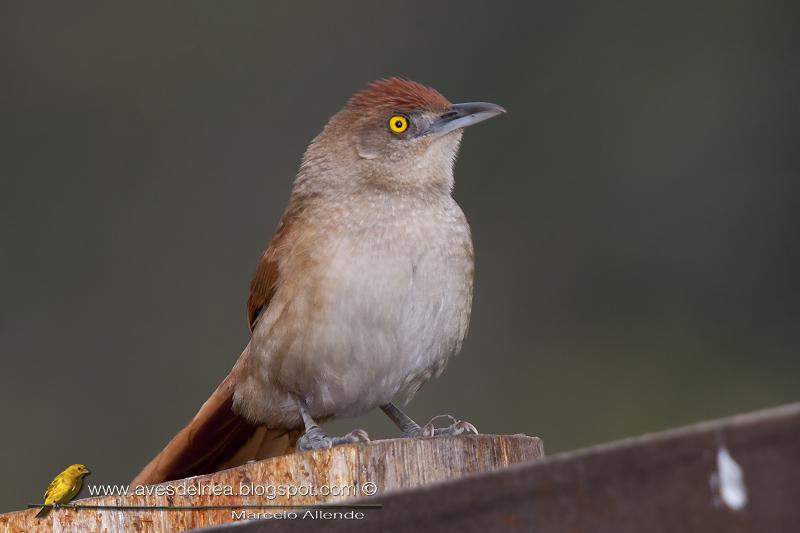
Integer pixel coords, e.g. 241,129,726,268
247,245,280,332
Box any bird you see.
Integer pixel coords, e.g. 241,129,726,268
35,463,90,518
132,78,505,486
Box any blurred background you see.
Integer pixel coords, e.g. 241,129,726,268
1,1,798,512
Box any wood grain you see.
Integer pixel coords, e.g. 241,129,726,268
0,435,543,533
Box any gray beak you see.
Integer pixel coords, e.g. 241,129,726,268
421,102,506,138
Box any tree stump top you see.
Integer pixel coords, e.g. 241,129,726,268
0,434,543,533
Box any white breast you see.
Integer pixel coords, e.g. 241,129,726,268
240,195,473,427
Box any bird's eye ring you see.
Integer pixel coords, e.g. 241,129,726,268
388,115,409,134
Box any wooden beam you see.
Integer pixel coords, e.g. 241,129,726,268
199,403,800,532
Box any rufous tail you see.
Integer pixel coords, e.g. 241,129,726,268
131,344,299,486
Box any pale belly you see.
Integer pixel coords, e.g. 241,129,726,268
235,205,473,428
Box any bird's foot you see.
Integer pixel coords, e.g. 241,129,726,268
297,426,370,452
420,414,479,437
400,423,424,438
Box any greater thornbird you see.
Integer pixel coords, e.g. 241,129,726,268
132,78,505,486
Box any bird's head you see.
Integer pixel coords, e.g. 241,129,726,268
298,78,505,194
66,464,91,477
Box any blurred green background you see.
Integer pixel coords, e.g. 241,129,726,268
1,1,798,512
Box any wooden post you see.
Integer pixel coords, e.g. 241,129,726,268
0,435,543,533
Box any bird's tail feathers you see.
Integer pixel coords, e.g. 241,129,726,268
130,344,299,487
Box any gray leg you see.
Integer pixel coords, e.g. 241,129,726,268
380,403,478,438
381,403,423,437
295,396,370,452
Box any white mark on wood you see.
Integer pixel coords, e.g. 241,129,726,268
710,447,747,511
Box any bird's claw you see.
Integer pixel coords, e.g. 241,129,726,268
340,428,370,444
421,415,479,437
297,426,370,451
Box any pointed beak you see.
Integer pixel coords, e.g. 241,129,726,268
421,102,506,138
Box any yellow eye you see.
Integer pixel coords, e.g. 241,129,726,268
388,115,409,134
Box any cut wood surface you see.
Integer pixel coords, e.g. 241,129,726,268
0,434,543,533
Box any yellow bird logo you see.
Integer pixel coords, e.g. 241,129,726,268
35,464,91,518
